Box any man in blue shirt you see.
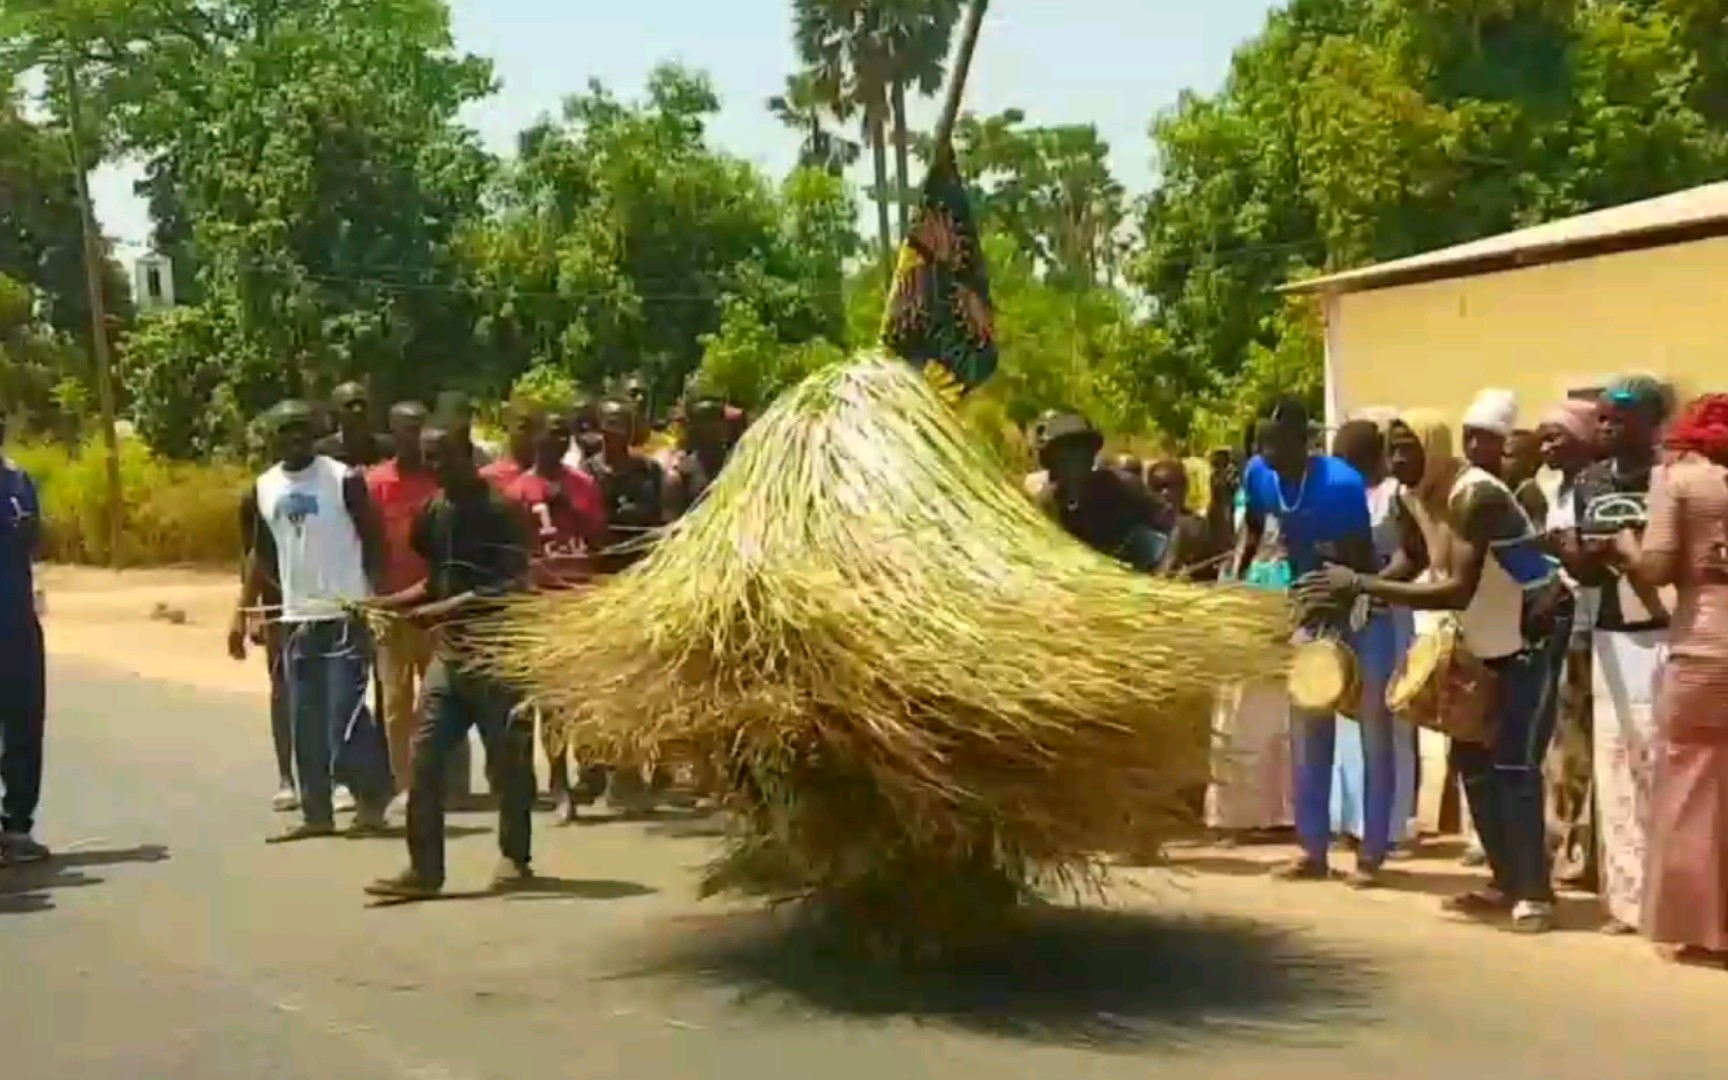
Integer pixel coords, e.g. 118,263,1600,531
0,413,49,864
1232,398,1395,887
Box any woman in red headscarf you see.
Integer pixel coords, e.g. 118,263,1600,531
1618,393,1728,965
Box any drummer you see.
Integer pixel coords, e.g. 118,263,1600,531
1234,397,1399,887
1297,388,1572,933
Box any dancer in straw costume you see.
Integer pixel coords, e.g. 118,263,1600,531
475,355,1289,957
1615,394,1728,966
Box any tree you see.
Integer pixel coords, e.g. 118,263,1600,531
921,109,1129,289
880,0,963,236
464,67,860,408
767,71,862,175
795,0,898,275
1128,0,1728,440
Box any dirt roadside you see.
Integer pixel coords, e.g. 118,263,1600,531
36,564,262,697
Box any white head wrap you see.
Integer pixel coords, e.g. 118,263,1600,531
1461,388,1518,437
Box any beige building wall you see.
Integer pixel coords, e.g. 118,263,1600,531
1326,235,1728,426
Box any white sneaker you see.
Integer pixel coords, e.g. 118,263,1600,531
333,786,357,814
272,786,300,813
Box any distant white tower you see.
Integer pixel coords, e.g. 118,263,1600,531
132,250,176,312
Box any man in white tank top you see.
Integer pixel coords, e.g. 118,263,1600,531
228,400,393,842
1299,389,1573,932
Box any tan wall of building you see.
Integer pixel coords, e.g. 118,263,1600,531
1327,235,1728,426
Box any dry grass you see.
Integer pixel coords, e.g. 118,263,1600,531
474,353,1289,957
12,437,247,567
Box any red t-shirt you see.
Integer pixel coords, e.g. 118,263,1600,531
364,460,442,594
480,457,525,492
499,466,607,588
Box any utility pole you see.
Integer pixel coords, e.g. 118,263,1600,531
61,55,124,566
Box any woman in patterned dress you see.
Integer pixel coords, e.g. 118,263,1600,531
1618,394,1728,966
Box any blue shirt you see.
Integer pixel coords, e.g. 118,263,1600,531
1242,454,1371,577
0,460,40,629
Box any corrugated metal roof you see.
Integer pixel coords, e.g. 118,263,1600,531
1283,181,1728,295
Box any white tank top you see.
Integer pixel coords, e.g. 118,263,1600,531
256,456,370,623
1451,467,1525,661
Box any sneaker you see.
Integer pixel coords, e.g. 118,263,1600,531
365,869,443,900
265,822,338,845
333,786,357,814
347,803,390,837
1510,900,1555,934
272,785,300,813
490,858,535,891
0,832,51,864
550,789,578,826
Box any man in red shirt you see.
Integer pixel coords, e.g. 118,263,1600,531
490,405,608,820
365,402,453,796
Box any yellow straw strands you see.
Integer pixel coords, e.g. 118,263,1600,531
475,353,1288,955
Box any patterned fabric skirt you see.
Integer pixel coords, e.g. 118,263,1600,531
1206,679,1294,831
1642,655,1728,952
1544,633,1596,886
1592,629,1668,927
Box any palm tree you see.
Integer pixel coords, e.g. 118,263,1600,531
880,0,963,239
767,71,861,176
793,0,897,280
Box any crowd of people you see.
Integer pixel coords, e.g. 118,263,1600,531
3,369,1724,962
222,379,738,900
1034,379,1728,964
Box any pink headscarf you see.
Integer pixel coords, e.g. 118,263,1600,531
1541,400,1597,445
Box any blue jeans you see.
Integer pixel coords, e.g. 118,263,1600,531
1452,607,1573,903
284,618,391,827
1291,612,1400,867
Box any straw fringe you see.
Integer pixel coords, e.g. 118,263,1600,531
470,353,1289,954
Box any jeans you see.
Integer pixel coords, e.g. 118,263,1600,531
0,618,46,835
1452,604,1573,903
1292,612,1399,866
264,623,294,786
284,617,391,827
407,657,534,887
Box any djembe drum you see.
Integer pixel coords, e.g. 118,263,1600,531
1387,618,1499,746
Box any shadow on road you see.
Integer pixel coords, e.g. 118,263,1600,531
624,904,1379,1051
0,844,172,916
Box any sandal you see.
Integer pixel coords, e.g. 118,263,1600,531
1442,888,1512,918
1271,858,1331,882
1510,901,1555,935
1660,945,1728,969
265,822,337,845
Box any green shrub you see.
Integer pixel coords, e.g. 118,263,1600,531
11,437,248,567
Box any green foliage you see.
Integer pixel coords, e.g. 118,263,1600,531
123,305,270,460
11,435,247,566
465,69,858,406
695,300,847,412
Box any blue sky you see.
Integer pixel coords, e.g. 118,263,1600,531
91,0,1279,250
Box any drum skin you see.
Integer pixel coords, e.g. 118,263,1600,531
1289,638,1361,720
1387,622,1498,746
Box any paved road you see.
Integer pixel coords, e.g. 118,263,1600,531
5,662,1728,1080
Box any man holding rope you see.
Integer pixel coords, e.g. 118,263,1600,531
229,400,393,842
365,422,537,899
